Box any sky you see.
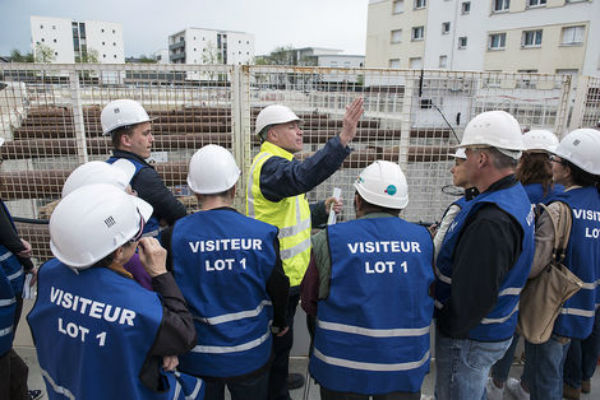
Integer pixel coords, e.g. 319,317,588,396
0,0,369,57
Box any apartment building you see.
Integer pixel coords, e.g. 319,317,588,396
30,16,124,64
366,0,600,77
168,28,254,65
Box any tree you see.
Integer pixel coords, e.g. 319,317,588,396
201,41,222,65
9,49,33,62
260,45,296,66
34,43,55,63
79,49,99,63
137,55,157,64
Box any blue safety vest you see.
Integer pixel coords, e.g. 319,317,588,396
0,201,25,296
309,217,434,395
547,187,600,339
106,156,162,238
0,268,17,357
27,259,204,399
523,183,564,205
435,183,535,341
172,209,278,378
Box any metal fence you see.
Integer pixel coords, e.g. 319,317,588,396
1,63,599,262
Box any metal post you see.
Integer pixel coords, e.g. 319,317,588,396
554,75,572,139
568,75,589,132
399,71,415,170
69,69,88,164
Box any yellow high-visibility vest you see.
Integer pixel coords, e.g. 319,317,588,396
246,141,311,287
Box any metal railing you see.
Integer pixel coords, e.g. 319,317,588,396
1,63,598,262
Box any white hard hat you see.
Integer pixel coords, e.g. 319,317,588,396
255,105,300,137
523,129,558,153
553,128,600,175
187,145,241,194
354,160,409,209
448,148,467,159
50,184,153,269
101,99,151,136
459,111,524,158
62,159,136,198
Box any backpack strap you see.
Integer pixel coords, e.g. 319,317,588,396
537,201,572,263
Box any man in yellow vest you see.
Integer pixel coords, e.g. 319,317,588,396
246,98,364,399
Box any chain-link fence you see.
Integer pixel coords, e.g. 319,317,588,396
1,63,598,262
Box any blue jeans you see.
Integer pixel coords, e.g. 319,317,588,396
522,335,570,400
563,309,600,389
204,369,269,400
434,328,512,400
490,333,520,383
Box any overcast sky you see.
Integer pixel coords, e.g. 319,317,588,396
0,0,369,57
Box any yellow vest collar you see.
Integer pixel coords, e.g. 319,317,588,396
260,141,294,161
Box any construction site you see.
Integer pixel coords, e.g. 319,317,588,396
1,62,600,399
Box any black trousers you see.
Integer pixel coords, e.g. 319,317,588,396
268,293,300,400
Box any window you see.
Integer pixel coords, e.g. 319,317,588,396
461,2,471,14
391,29,402,43
112,29,115,34
193,48,197,52
561,26,585,45
493,0,510,12
488,33,506,50
393,0,404,13
389,59,401,68
458,37,468,49
409,57,423,69
40,24,43,29
412,26,424,41
101,29,105,33
522,30,542,47
54,52,58,56
442,22,451,34
52,25,56,30
113,42,116,46
415,0,426,9
113,55,117,58
53,38,57,43
103,54,106,58
527,0,546,7
41,38,45,42
439,55,448,68
102,41,105,45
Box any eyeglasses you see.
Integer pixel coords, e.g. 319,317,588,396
549,155,568,165
128,210,145,243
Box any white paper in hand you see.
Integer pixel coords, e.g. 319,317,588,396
327,187,342,225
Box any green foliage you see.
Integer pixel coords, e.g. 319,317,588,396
9,49,34,62
34,43,55,63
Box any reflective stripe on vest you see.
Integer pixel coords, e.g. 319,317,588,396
41,368,76,400
194,300,272,325
0,325,13,338
313,348,430,372
317,319,430,338
0,250,13,262
246,141,311,286
190,324,272,354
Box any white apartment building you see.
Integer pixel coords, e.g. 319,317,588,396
168,28,254,65
366,0,600,77
30,16,124,64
